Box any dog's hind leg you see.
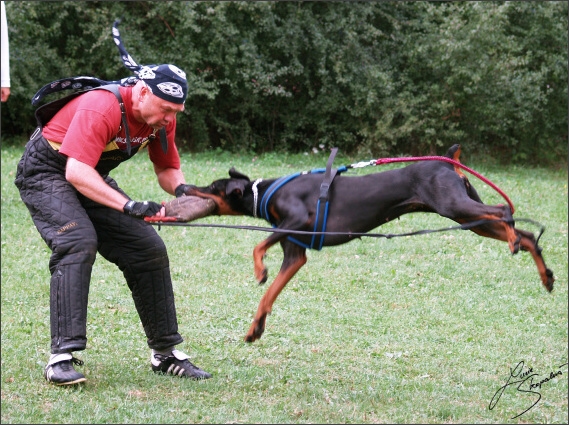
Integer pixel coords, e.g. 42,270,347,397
246,240,307,342
429,184,555,292
454,205,554,292
515,227,555,292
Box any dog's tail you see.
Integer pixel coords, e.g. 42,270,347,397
445,144,465,176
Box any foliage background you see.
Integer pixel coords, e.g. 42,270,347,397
1,1,567,164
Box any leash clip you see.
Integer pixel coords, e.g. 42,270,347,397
252,178,263,218
351,160,376,169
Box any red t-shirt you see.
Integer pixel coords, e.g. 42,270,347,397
42,86,181,170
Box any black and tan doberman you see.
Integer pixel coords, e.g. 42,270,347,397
181,144,555,342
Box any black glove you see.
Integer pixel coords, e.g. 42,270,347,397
175,184,192,198
123,200,162,219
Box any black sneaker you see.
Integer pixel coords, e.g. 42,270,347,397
151,349,212,380
44,353,86,385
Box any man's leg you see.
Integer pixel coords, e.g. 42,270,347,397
85,178,211,379
15,134,96,384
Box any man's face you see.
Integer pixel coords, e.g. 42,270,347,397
139,84,185,130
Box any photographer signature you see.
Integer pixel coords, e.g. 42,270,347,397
489,360,568,419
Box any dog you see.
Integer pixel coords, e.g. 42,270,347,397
182,144,555,342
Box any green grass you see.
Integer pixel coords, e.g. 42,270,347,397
1,144,567,424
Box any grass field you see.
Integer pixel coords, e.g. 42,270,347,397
1,144,567,424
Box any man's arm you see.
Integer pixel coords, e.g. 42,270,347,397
153,163,186,196
66,157,166,216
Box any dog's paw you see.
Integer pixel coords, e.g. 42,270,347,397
258,269,268,285
245,316,266,342
544,268,555,292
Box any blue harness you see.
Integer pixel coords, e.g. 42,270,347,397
258,148,347,251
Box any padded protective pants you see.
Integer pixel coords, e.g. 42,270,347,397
14,131,184,354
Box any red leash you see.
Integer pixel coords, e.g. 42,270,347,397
147,154,515,226
350,155,515,214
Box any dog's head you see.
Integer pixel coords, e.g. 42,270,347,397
182,167,252,215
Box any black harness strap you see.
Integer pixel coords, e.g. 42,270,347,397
313,147,338,249
321,147,338,199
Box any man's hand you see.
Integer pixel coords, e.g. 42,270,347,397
175,184,193,198
123,200,163,218
1,87,10,102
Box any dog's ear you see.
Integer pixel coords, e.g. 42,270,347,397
226,179,247,197
229,167,250,181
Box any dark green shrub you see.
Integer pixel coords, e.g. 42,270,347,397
2,1,566,165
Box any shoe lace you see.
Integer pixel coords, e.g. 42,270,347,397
60,357,84,370
71,357,84,367
153,353,172,363
154,353,197,367
52,356,84,373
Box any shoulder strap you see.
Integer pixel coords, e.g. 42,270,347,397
97,85,132,156
159,128,168,154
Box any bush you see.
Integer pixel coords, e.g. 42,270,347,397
2,1,566,165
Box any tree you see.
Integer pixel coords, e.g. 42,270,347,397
2,1,566,165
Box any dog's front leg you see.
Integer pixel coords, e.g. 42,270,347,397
252,233,285,284
253,242,270,284
253,233,287,285
246,241,307,342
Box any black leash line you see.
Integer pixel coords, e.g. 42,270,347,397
149,217,546,242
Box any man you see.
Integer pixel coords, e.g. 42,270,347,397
14,63,211,385
1,0,10,102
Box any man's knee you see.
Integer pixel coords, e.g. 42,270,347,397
126,227,168,263
49,221,98,270
131,241,169,273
